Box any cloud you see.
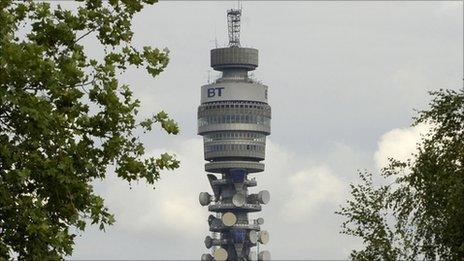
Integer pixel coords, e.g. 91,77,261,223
99,138,209,238
258,141,364,259
100,138,347,235
374,123,430,170
70,1,461,259
73,137,364,259
280,166,344,222
251,140,347,225
80,125,423,260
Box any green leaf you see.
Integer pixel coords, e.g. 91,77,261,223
0,0,179,258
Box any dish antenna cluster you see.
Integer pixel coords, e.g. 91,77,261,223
198,7,272,261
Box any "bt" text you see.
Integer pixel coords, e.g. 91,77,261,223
207,87,225,98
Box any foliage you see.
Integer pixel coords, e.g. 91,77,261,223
337,89,464,260
0,0,179,258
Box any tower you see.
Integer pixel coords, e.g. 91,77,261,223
199,8,271,261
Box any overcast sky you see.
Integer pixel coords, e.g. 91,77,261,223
70,1,463,259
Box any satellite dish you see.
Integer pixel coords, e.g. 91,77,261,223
204,236,213,248
199,192,212,206
258,230,269,244
208,215,221,228
222,212,237,226
258,250,271,261
214,247,228,261
256,217,264,225
201,253,213,261
248,230,258,244
232,192,246,207
249,251,258,261
258,190,270,204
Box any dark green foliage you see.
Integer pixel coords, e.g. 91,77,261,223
337,89,464,260
0,0,179,258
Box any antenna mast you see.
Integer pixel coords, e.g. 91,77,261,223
227,8,241,47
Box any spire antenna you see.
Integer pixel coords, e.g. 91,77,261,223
227,8,241,47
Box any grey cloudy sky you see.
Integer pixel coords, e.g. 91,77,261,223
70,1,463,260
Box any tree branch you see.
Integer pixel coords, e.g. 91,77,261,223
74,29,96,44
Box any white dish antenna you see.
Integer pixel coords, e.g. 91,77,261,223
248,230,258,244
204,236,213,249
222,212,237,226
258,250,271,261
258,230,269,244
214,247,228,261
201,253,213,261
232,192,246,207
199,192,212,206
258,190,270,204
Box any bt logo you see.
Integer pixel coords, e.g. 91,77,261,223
207,87,225,98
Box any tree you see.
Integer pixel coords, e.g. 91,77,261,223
337,89,464,260
0,0,179,258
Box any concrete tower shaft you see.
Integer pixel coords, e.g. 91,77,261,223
198,8,271,261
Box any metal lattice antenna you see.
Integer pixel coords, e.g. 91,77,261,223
227,8,241,47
